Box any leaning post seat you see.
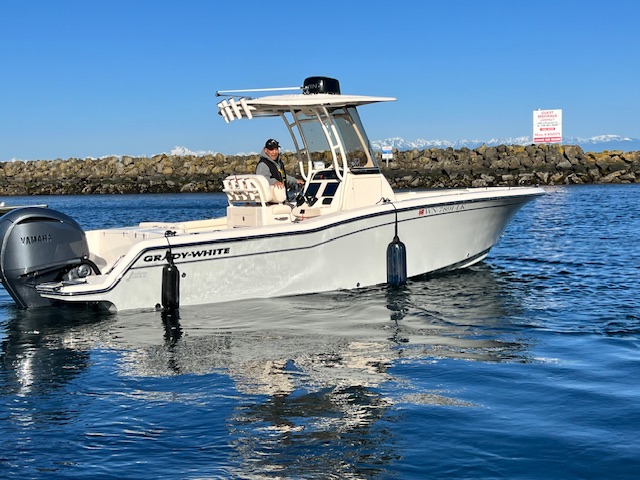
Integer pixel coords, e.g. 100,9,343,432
223,175,291,227
223,175,287,205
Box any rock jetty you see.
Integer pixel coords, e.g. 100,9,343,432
1,144,638,196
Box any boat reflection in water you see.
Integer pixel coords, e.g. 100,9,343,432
1,263,531,477
1,305,110,398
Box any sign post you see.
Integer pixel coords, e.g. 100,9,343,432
533,109,562,144
382,145,393,167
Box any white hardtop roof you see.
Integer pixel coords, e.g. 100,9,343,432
244,93,396,108
216,92,396,122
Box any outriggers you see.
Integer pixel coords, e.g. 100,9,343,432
0,77,544,311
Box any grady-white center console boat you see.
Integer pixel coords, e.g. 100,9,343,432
0,77,544,311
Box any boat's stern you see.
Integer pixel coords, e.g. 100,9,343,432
0,207,97,308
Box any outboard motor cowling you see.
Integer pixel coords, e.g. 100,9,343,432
0,207,91,308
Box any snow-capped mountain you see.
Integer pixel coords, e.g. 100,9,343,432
371,134,640,153
165,135,640,159
168,146,217,156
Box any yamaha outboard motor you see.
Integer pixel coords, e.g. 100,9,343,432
0,207,92,308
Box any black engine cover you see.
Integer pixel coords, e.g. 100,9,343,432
303,76,341,95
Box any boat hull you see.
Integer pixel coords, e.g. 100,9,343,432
28,187,542,311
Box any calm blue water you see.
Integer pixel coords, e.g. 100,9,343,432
1,186,639,479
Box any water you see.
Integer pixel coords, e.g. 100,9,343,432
1,186,639,479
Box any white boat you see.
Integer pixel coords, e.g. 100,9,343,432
0,77,544,311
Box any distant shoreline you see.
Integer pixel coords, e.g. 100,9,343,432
0,144,638,196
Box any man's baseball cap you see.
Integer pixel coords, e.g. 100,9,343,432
265,139,279,149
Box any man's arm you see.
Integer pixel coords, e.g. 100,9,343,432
256,162,276,185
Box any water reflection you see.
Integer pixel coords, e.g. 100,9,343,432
0,264,532,478
386,267,529,363
0,264,531,400
229,384,396,479
0,305,111,397
116,265,530,478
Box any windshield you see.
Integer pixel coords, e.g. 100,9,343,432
332,106,377,169
293,106,379,172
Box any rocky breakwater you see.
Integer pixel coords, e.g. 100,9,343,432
0,152,241,195
1,144,639,196
382,144,640,189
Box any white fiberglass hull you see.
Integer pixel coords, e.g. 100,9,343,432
35,187,543,311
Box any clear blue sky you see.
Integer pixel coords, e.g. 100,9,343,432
2,0,639,160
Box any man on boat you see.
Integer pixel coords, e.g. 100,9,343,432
256,139,304,199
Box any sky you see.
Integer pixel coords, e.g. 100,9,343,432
1,0,639,161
